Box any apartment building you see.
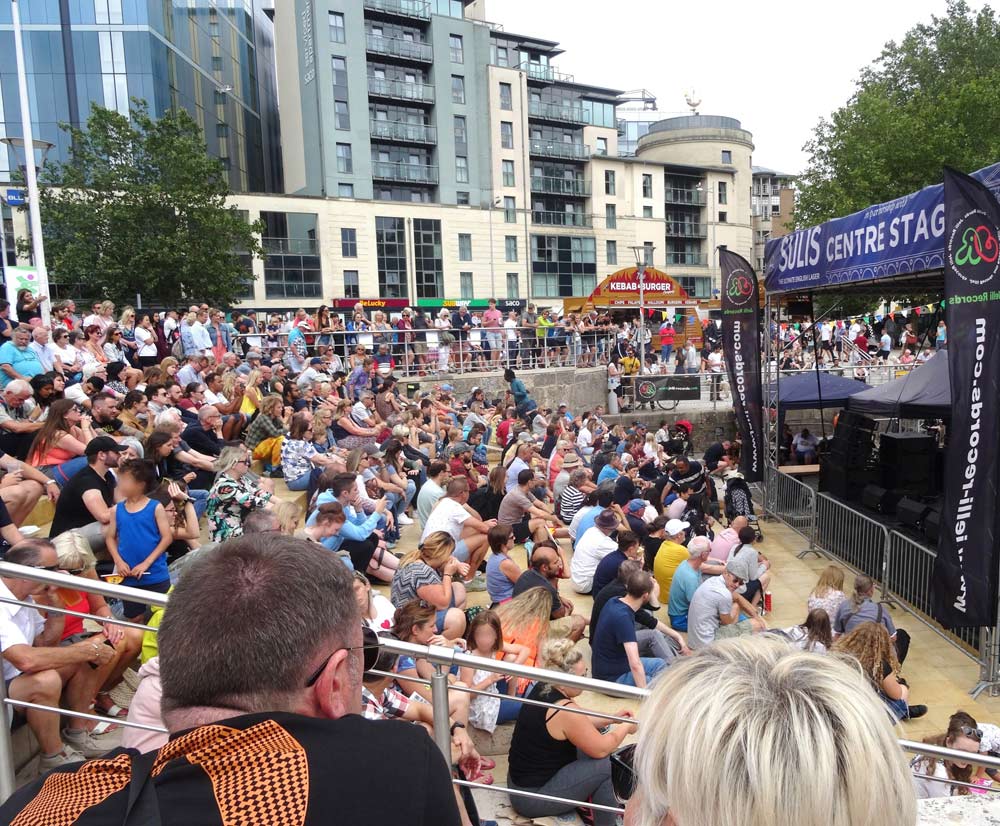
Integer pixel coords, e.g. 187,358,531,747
751,165,796,273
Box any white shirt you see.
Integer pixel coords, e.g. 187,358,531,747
134,326,157,357
420,497,471,544
54,343,81,372
820,323,832,342
571,526,617,593
848,323,861,342
163,317,178,340
568,505,597,542
577,427,592,451
506,457,529,492
0,580,45,681
203,389,228,407
28,341,58,372
708,352,723,373
503,319,519,341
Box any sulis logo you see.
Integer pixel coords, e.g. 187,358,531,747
724,268,755,308
948,209,1000,286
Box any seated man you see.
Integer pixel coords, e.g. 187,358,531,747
420,477,495,585
591,567,667,688
686,558,767,650
497,468,569,548
512,545,586,642
725,525,772,614
181,405,225,458
668,535,712,631
652,518,690,598
834,574,910,663
416,460,448,529
591,530,641,598
0,379,42,460
48,436,125,553
570,508,620,595
792,428,819,464
0,539,117,768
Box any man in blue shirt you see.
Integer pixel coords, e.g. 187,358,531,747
591,567,667,687
668,535,712,631
597,453,622,484
591,530,641,598
0,327,43,389
573,489,614,549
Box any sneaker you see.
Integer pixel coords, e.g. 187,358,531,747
397,513,414,526
465,573,487,592
39,746,86,771
906,704,928,720
62,727,112,758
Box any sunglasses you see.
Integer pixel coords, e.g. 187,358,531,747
305,625,380,686
961,725,984,741
610,743,637,802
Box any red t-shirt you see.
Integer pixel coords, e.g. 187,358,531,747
660,325,675,345
60,592,88,639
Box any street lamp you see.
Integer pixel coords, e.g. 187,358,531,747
6,0,53,326
487,196,501,297
630,244,653,377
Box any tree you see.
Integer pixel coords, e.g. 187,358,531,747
24,101,263,308
796,1,1000,229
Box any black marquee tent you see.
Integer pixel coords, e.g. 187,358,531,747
769,371,872,412
846,351,950,419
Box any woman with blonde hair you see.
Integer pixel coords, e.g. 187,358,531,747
620,637,917,826
507,637,635,826
243,393,290,472
390,530,468,640
807,564,846,621
239,368,264,417
496,586,556,672
206,445,275,543
157,356,179,380
833,621,926,721
271,499,303,534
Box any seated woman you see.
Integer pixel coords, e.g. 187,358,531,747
311,406,336,452
468,466,506,522
149,480,201,565
243,393,290,474
833,621,926,722
496,587,557,675
390,531,468,640
353,570,396,631
27,399,97,481
376,438,417,526
459,611,528,734
485,523,522,606
280,413,341,496
621,637,916,826
782,607,832,653
806,564,847,622
507,638,636,826
295,501,347,550
911,710,985,798
119,390,152,438
177,382,206,414
206,446,275,543
331,398,380,451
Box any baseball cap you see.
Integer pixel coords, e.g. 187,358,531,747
246,350,262,359
310,357,324,365
450,441,471,456
517,431,535,444
85,435,127,457
626,499,647,514
470,386,481,394
363,444,384,459
83,363,107,380
665,518,690,536
440,383,454,392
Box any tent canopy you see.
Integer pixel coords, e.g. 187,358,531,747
846,351,950,418
769,371,871,412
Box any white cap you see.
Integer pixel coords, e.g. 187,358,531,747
665,518,690,536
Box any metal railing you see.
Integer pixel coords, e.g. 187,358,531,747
527,101,591,124
665,251,706,266
531,210,592,228
664,188,706,205
528,139,590,160
530,176,590,196
665,222,706,238
369,118,437,144
371,160,439,184
262,237,319,255
365,34,433,61
516,62,575,84
809,492,890,584
367,76,435,103
765,466,816,544
362,0,431,19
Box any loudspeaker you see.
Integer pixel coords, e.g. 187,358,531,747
924,509,942,544
897,497,931,529
819,458,849,499
862,484,902,514
880,433,937,496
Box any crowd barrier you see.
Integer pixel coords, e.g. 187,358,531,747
0,561,997,810
764,465,816,544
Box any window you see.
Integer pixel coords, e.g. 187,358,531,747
506,273,519,299
341,227,358,257
505,235,518,262
458,233,472,261
531,235,598,297
605,204,616,229
502,160,515,187
643,206,653,218
596,137,608,156
460,272,474,299
412,218,443,298
643,242,654,266
500,121,514,149
719,211,728,223
377,216,408,298
336,143,353,174
344,270,360,299
329,12,345,43
456,191,470,205
453,115,467,145
504,196,516,223
451,75,465,104
721,150,732,164
334,102,350,130
718,181,727,204
642,174,653,198
772,203,780,215
604,170,616,195
338,183,354,197
332,57,350,130
449,34,464,63
456,156,469,183
499,82,512,110
494,45,509,67
606,240,617,265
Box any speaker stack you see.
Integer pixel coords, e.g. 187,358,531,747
820,413,878,502
896,497,932,531
879,432,937,497
861,484,903,515
924,508,942,544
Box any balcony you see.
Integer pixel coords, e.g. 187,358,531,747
665,222,707,238
365,34,433,63
362,0,430,21
665,251,706,266
664,188,705,206
528,139,590,161
367,76,435,104
371,160,438,185
531,211,593,228
262,237,319,255
516,62,575,84
530,176,591,197
528,101,591,125
369,119,437,145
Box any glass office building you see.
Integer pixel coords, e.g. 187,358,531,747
0,0,281,193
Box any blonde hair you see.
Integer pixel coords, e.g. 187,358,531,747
215,445,250,475
539,638,584,673
811,565,845,599
399,530,455,569
118,306,135,326
259,394,283,417
496,587,553,641
631,637,916,826
52,531,97,572
184,311,197,325
272,500,302,534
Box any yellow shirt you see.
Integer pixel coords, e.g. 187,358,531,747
620,356,640,375
653,539,690,597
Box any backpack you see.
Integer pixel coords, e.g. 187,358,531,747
171,337,185,360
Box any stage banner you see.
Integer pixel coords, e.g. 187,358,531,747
719,248,764,482
932,167,1000,628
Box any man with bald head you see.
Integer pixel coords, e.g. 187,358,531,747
512,544,586,642
701,515,747,577
182,406,225,457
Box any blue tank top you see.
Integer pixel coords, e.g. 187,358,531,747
116,499,169,586
486,553,514,604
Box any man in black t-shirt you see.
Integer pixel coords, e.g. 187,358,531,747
512,545,586,642
49,437,124,553
0,534,461,826
181,406,225,457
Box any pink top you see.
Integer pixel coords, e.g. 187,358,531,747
710,527,739,563
482,308,503,329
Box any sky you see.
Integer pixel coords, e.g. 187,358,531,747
491,0,987,174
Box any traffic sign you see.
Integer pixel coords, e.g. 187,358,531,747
4,189,25,206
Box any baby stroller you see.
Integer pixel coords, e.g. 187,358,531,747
723,470,763,541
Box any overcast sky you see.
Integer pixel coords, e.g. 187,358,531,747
493,0,985,174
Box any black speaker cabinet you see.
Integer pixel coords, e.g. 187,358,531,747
862,484,902,514
880,432,937,496
924,509,942,544
897,497,931,529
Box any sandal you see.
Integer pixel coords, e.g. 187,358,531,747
95,693,129,720
90,719,120,736
478,758,496,770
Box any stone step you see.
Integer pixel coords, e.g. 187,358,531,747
469,721,514,756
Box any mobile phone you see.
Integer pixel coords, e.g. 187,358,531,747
87,637,116,669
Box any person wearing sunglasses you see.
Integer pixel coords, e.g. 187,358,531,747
911,710,987,798
685,557,767,650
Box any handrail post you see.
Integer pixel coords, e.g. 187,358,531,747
0,678,17,803
430,665,452,762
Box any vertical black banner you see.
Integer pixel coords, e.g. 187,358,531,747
720,248,764,482
932,168,1000,627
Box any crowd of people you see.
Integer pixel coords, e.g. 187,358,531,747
0,293,987,825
